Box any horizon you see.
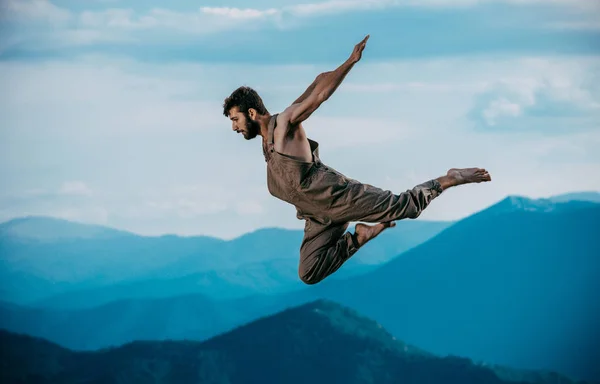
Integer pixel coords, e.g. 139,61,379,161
1,0,599,239
2,189,598,240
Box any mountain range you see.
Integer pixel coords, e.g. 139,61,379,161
1,300,590,384
0,216,451,306
1,192,599,382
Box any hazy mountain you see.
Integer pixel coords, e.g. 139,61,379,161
2,196,597,382
33,258,302,309
0,230,225,303
548,191,600,204
0,300,587,384
0,216,134,241
0,293,283,350
0,216,451,306
284,197,600,383
2,194,598,382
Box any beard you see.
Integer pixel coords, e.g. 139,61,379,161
243,113,260,140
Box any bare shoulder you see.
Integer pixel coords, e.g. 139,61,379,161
274,108,294,137
276,107,292,127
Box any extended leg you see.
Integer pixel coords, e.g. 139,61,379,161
342,168,491,247
326,168,491,225
326,178,443,224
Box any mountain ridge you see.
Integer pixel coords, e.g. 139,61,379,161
1,193,598,381
0,216,452,305
1,299,590,384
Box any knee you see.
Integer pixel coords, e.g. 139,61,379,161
299,270,322,285
407,209,421,219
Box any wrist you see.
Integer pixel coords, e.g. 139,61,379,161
341,59,356,71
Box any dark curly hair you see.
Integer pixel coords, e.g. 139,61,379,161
222,86,269,117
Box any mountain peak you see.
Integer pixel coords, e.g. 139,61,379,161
0,216,135,241
204,299,431,359
501,195,556,211
484,194,599,216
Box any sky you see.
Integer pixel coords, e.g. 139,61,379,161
1,0,599,239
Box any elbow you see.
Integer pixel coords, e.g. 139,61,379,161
316,71,332,82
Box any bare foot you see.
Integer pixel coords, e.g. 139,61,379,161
354,222,396,247
438,168,491,190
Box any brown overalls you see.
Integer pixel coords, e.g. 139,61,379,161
263,114,444,285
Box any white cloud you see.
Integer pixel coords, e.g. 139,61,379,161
2,0,72,24
60,181,93,197
469,69,600,130
2,0,597,43
0,57,224,136
482,98,523,125
289,0,395,16
200,6,279,19
287,0,600,16
236,201,264,215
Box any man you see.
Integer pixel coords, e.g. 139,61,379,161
223,35,491,285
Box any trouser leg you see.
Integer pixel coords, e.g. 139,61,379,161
298,220,359,285
328,178,444,224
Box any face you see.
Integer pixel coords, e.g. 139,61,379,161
228,106,260,140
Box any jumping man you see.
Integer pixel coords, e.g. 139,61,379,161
222,35,491,285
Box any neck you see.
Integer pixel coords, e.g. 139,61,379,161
257,113,272,138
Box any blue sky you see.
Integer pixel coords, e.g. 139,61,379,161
1,0,599,238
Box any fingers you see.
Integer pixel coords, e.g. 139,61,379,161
354,35,369,54
356,35,370,47
361,35,369,47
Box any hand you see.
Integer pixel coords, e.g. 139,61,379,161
348,35,369,64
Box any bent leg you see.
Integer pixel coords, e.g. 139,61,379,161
329,178,444,224
298,220,359,285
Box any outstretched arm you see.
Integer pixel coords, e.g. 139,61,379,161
283,35,370,126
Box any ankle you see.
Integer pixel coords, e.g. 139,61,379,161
436,175,455,190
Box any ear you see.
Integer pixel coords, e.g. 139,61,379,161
247,108,257,120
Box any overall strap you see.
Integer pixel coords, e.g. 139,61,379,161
263,113,278,162
268,113,278,148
